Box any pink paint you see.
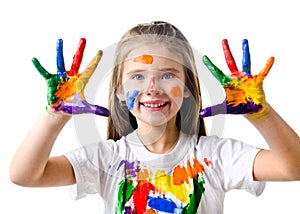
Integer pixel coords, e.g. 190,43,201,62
148,77,156,92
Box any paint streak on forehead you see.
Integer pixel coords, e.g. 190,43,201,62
133,54,153,64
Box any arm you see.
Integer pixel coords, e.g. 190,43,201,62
201,39,300,181
246,105,300,181
10,111,75,187
10,38,109,187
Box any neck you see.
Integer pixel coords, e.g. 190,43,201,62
137,121,179,154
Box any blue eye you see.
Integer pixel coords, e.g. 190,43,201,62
162,73,175,79
133,74,144,80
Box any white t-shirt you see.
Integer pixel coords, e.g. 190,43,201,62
64,131,265,213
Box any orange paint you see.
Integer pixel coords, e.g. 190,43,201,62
137,169,150,181
173,165,189,185
145,209,158,214
173,158,204,186
55,76,78,101
171,86,183,97
133,54,153,64
193,158,205,175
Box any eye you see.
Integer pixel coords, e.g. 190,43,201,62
132,74,144,80
162,73,175,79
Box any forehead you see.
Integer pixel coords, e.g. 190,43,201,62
123,55,184,72
126,43,183,65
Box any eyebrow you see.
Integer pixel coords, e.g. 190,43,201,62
125,67,182,75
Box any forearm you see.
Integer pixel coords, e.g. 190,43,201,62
10,110,71,186
246,104,300,178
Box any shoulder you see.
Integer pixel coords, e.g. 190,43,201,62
65,136,128,165
195,135,258,159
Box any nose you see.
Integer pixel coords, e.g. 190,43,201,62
145,76,161,95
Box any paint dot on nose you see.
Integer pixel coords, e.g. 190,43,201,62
133,54,153,64
171,86,183,97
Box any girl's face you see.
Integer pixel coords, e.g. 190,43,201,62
120,54,189,128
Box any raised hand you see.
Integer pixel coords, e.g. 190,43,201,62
200,39,274,118
32,38,110,117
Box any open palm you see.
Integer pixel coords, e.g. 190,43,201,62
200,39,274,118
32,38,109,116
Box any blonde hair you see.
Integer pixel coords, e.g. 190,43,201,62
107,21,206,140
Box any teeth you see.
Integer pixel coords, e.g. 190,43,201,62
143,102,165,108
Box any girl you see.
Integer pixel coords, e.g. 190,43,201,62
10,21,300,213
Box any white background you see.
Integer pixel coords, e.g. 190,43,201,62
1,0,299,213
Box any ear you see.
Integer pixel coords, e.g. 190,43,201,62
183,87,190,98
116,86,125,101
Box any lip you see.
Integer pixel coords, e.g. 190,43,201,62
140,100,169,111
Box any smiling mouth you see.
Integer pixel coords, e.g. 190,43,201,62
140,102,169,109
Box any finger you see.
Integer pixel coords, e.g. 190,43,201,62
202,55,231,85
222,39,241,77
75,50,103,93
58,101,110,117
32,57,52,79
56,39,67,79
258,56,275,80
242,39,251,76
94,105,110,117
199,102,227,118
68,38,86,76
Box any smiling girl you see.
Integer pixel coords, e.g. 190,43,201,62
10,21,300,213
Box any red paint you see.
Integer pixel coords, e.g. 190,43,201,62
132,182,155,213
222,39,242,78
204,158,213,167
67,38,86,76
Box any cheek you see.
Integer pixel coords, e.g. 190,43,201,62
125,90,140,111
170,86,183,97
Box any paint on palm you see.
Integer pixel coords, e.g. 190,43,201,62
32,38,110,116
200,39,274,117
116,158,206,213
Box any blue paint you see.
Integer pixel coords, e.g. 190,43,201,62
242,39,251,76
126,90,139,111
148,196,182,213
56,39,67,79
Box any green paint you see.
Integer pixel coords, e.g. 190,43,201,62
32,57,61,105
116,178,134,213
202,55,231,85
182,175,205,214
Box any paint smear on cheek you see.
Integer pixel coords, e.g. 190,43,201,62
133,54,153,64
126,90,140,110
170,86,183,97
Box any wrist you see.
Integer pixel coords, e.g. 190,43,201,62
245,103,271,121
43,108,71,125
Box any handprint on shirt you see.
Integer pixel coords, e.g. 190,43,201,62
200,39,274,118
32,38,109,116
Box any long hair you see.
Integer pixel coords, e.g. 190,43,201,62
107,21,206,140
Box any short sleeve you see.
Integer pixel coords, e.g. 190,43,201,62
199,136,265,196
64,140,118,200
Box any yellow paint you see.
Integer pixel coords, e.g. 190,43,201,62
133,54,153,64
225,76,265,107
154,170,192,204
